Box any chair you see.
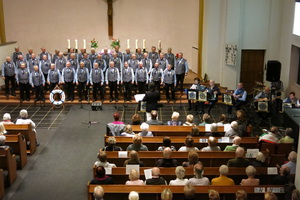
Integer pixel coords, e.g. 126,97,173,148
268,154,286,167
276,143,293,157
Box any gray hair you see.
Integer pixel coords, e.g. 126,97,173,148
245,165,256,177
0,135,6,145
140,122,149,131
210,123,218,132
171,112,180,120
256,152,266,163
93,186,104,200
175,166,186,179
288,151,297,163
3,113,11,121
19,109,28,119
219,165,229,176
128,191,139,200
231,121,238,130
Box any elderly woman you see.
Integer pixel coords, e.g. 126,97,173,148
107,112,125,136
281,151,297,174
161,188,173,200
128,191,139,200
125,169,144,185
188,162,210,185
167,112,182,126
240,166,260,185
157,136,176,151
126,135,149,151
16,109,36,133
131,113,142,125
236,190,247,200
250,152,267,167
138,123,153,137
199,113,210,126
178,136,199,151
123,150,145,167
201,136,221,151
103,137,123,151
216,114,228,125
182,151,201,167
2,113,13,124
183,114,196,126
94,150,117,168
224,121,241,137
120,125,135,137
169,166,188,185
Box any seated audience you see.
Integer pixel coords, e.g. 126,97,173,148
271,166,291,185
120,125,135,137
184,183,196,200
157,136,176,151
182,151,201,167
292,189,300,200
138,123,153,137
178,136,199,151
103,137,123,151
264,192,278,200
205,123,222,137
227,147,249,167
16,109,36,133
126,135,149,151
145,167,167,185
145,110,163,125
224,136,242,151
0,123,7,135
235,190,247,200
155,147,179,167
93,186,104,200
167,111,182,126
94,150,117,168
2,113,13,124
224,121,241,137
281,151,297,174
199,113,210,126
0,135,13,154
250,152,267,167
201,136,221,151
90,166,114,184
190,126,200,137
208,190,220,200
188,162,210,185
216,114,228,126
183,114,196,126
107,112,125,136
128,191,139,200
240,166,260,185
259,126,279,144
131,113,142,125
211,165,235,186
124,150,145,167
278,128,294,143
169,166,188,185
236,110,247,135
161,188,173,200
125,169,144,185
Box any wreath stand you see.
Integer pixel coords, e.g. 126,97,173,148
50,86,65,110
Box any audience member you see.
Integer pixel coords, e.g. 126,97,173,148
259,126,279,144
126,135,149,151
125,169,144,185
178,136,199,151
0,135,13,154
16,109,36,133
205,123,222,137
278,128,294,143
208,190,220,200
264,192,278,200
131,113,142,125
145,167,167,185
184,183,196,200
103,137,123,151
271,165,291,185
236,110,247,134
138,123,153,137
169,166,188,185
145,110,163,125
183,114,196,126
216,114,228,125
190,126,200,137
250,152,267,167
188,162,210,185
0,123,7,135
94,150,117,168
224,136,242,151
167,112,182,126
227,147,249,167
93,186,104,200
155,147,179,167
90,166,114,184
182,151,201,167
128,191,139,200
224,121,241,137
2,113,13,124
107,112,125,136
161,188,173,200
157,136,176,151
240,166,260,185
292,189,300,200
236,190,247,200
124,150,145,167
120,125,135,137
281,151,297,174
201,136,221,151
211,165,235,186
199,113,210,126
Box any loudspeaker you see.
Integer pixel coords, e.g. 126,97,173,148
266,60,281,82
91,102,102,111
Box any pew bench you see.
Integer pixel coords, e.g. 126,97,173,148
5,133,27,169
0,169,5,199
0,148,17,186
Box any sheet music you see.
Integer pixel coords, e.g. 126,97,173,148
134,94,145,102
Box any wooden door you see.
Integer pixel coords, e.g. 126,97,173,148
240,50,265,93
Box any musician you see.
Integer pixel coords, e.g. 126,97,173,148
76,62,90,102
188,77,206,114
228,82,247,114
93,54,107,72
79,53,93,73
136,48,143,61
142,53,152,74
39,47,51,62
27,53,39,73
68,53,79,71
149,63,163,91
149,46,159,67
16,63,30,102
123,48,132,63
206,80,221,115
90,63,105,102
135,62,148,94
121,62,134,102
128,54,139,72
39,55,51,91
175,52,189,92
156,53,169,71
283,92,300,107
2,56,17,97
55,52,67,72
67,48,78,61
88,48,98,65
254,87,272,101
62,62,76,101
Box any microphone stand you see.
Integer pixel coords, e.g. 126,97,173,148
82,85,99,128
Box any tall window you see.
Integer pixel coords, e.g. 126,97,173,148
293,1,300,36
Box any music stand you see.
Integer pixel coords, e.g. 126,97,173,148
82,86,99,128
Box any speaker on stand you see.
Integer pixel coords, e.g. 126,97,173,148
266,60,281,82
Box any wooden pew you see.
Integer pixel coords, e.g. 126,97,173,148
105,151,257,167
4,124,37,155
92,167,276,185
129,125,253,137
104,136,259,151
0,148,17,186
87,185,285,200
5,133,28,169
0,169,5,199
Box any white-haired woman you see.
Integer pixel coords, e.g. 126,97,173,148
250,152,267,167
281,151,297,174
240,166,260,185
2,113,13,124
169,166,189,185
167,112,182,126
183,114,195,126
16,109,36,133
138,123,153,137
125,169,144,185
128,191,139,200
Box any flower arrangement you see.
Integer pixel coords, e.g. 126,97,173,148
91,38,98,49
110,38,120,49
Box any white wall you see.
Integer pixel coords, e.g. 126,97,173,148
0,42,17,86
3,0,199,73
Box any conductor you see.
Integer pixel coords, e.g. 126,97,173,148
142,82,160,121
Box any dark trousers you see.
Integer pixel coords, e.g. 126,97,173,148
49,82,58,92
19,82,30,100
153,81,161,91
188,100,202,111
176,73,185,91
109,81,118,99
77,81,87,100
34,85,44,101
5,75,16,95
137,81,146,94
208,100,217,114
123,81,133,100
165,83,175,100
64,81,74,100
228,100,246,114
92,82,104,100
43,73,48,91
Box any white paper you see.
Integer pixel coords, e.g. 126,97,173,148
267,167,278,175
144,169,152,180
105,167,112,175
134,94,145,102
205,124,212,132
245,149,259,158
199,138,207,143
254,187,266,193
126,165,140,175
224,124,231,132
221,137,230,143
267,187,284,193
118,151,128,158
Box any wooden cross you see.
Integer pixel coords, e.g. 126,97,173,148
106,0,115,38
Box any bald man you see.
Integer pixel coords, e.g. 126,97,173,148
93,186,104,200
155,147,179,167
2,56,17,97
12,46,23,65
27,53,39,73
55,52,67,72
254,86,272,101
224,136,242,151
123,48,132,63
145,167,167,185
227,147,249,167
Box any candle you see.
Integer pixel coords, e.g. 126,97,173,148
135,39,138,49
143,39,146,49
83,39,86,49
75,39,78,49
127,39,130,49
158,40,161,49
67,39,71,49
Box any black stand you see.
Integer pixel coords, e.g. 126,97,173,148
81,86,99,128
